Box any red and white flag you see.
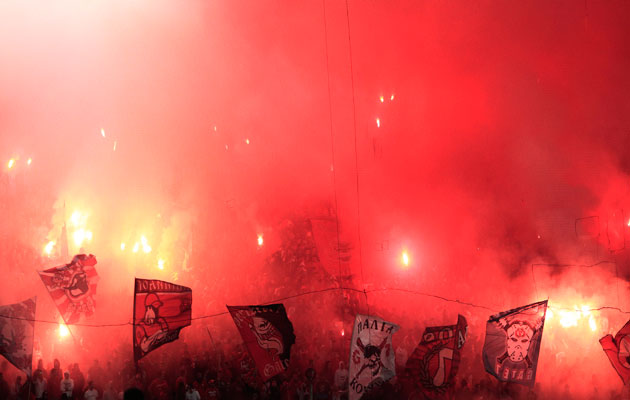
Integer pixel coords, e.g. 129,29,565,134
601,319,630,384
348,314,399,400
38,254,99,325
0,297,36,377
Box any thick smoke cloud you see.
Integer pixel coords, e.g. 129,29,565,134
1,0,630,397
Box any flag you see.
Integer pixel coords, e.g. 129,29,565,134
482,300,547,386
38,254,99,325
0,297,36,376
600,319,630,384
133,279,192,362
227,304,295,381
403,314,468,399
348,314,399,400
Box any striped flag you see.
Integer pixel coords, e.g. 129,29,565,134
38,254,99,325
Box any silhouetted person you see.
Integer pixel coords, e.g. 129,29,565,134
123,388,144,400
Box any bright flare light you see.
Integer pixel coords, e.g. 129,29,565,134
27,158,32,165
257,234,264,247
245,138,250,145
70,211,85,228
7,158,15,169
158,259,165,270
559,310,579,328
113,141,117,151
132,242,140,253
120,243,126,251
401,251,410,267
140,235,152,253
589,315,597,331
379,96,384,103
44,241,56,256
59,323,69,338
101,128,106,138
376,118,380,128
390,94,395,101
73,229,92,247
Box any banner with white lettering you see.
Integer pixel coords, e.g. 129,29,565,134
403,314,468,399
133,278,192,362
348,314,399,400
482,300,547,386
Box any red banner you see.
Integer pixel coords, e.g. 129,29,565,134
133,279,192,362
38,254,99,325
227,304,295,381
600,319,630,385
403,315,467,399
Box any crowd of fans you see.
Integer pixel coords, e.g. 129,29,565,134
0,174,627,400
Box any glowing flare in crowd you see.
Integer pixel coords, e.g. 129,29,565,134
73,229,92,247
58,322,69,338
379,96,384,103
27,158,32,165
101,128,106,138
7,158,15,169
113,141,117,151
589,315,597,331
559,310,579,328
158,259,165,270
140,235,152,253
70,210,85,228
120,242,126,251
401,251,410,267
257,234,264,246
390,94,395,101
376,118,380,128
245,138,250,145
132,242,140,253
44,240,56,256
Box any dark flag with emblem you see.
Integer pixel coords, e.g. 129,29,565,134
348,314,399,400
133,279,192,362
600,319,630,384
227,304,295,381
0,297,36,376
38,254,99,325
403,314,468,399
482,300,547,386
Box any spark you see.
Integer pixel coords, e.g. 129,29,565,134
379,96,384,103
120,243,126,251
627,219,630,227
7,158,15,169
132,242,140,253
401,251,410,267
213,126,217,132
341,329,345,336
44,241,56,256
257,234,264,247
245,138,250,145
376,118,380,128
101,128,106,138
113,141,117,151
59,322,69,338
27,158,32,165
158,259,165,270
390,94,395,101
546,308,553,320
